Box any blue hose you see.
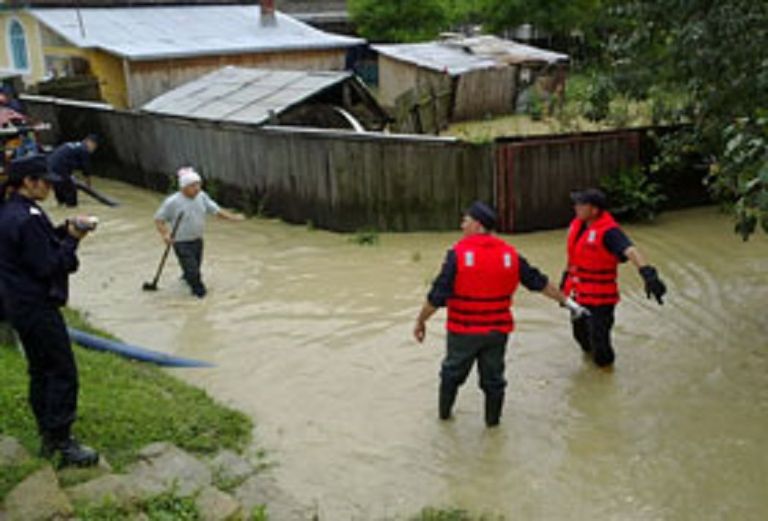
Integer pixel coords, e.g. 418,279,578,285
68,328,214,368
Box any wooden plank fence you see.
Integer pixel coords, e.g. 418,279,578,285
23,96,492,232
23,96,692,234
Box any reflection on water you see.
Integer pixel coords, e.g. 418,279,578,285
48,179,768,520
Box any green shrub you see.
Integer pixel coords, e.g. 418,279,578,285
349,229,380,246
527,91,544,121
583,74,614,122
600,166,667,221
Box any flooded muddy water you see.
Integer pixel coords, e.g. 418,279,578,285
48,179,768,520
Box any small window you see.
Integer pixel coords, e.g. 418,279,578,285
9,19,29,71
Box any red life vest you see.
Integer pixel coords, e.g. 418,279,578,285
564,211,621,306
446,234,520,335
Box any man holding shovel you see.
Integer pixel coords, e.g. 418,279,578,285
153,167,244,298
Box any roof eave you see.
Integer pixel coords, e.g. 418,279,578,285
114,42,362,62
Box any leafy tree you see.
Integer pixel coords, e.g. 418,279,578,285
442,0,485,28
349,0,448,43
477,0,603,35
598,0,768,238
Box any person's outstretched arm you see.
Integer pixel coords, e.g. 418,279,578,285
519,255,590,318
216,208,245,222
624,245,667,305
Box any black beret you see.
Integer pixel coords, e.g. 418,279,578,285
570,188,607,209
467,201,497,231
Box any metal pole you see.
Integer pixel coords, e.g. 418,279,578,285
75,0,87,39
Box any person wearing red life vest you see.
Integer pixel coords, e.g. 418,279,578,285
414,202,589,427
562,188,667,368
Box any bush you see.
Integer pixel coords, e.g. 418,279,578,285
527,91,544,121
582,74,614,122
600,166,667,221
349,229,380,246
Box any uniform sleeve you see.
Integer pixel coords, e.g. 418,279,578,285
603,228,633,262
427,249,457,308
79,148,93,176
202,192,221,215
518,255,549,292
18,217,79,279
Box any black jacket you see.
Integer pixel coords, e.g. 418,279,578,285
47,142,92,178
0,193,80,310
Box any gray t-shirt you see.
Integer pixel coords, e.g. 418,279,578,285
154,191,221,242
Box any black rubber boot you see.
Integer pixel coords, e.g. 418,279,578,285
191,283,207,298
439,384,458,420
42,434,99,468
484,394,504,428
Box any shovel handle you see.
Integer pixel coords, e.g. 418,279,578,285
150,212,185,286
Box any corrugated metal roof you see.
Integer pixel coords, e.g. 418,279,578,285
374,36,568,75
142,66,352,125
449,35,569,65
373,43,498,75
29,6,363,61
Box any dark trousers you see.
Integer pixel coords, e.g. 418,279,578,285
173,239,205,296
441,332,508,400
572,304,616,367
9,304,78,438
53,176,78,207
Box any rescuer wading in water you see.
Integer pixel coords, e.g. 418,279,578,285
562,188,667,368
414,202,589,427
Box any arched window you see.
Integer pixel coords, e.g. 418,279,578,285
8,19,29,71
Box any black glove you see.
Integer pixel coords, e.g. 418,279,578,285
639,266,666,305
559,270,568,291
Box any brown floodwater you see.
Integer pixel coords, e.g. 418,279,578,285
47,178,768,520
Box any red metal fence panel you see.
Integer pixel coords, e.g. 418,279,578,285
495,130,641,233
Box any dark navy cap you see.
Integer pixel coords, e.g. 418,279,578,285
8,155,62,183
85,133,99,144
571,188,607,209
466,201,497,230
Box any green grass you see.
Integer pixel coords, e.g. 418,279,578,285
0,309,252,502
76,490,270,521
75,488,200,520
411,508,504,521
412,508,505,521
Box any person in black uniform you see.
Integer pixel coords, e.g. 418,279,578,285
47,134,98,207
0,155,99,467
